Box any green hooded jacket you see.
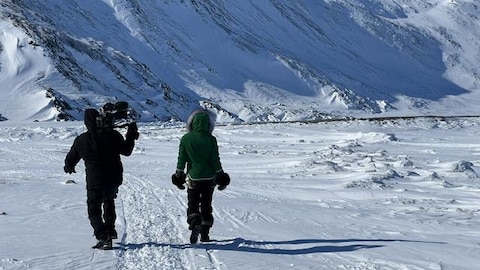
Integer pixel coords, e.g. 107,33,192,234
176,112,223,181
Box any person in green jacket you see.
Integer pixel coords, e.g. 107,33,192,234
172,109,230,244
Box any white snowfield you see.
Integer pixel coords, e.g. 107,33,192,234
1,118,480,270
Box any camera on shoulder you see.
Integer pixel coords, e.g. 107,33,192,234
96,101,137,129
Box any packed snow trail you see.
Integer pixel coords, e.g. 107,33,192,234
116,173,187,269
112,125,227,270
117,173,225,270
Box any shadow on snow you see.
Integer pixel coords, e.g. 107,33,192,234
118,238,445,255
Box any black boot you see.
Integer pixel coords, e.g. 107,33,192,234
187,213,202,230
200,226,210,242
190,225,202,244
188,214,202,244
106,228,118,240
92,236,112,250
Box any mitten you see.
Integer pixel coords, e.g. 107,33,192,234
172,171,186,190
126,122,139,140
216,171,230,190
64,165,76,174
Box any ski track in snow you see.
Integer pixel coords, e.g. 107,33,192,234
1,119,480,269
117,172,224,270
117,173,187,269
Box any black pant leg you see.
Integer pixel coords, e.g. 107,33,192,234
187,188,201,226
103,198,116,232
102,187,118,233
200,187,215,227
87,189,107,240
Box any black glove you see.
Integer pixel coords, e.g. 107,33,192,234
172,171,186,190
64,165,76,174
216,171,230,190
126,122,139,140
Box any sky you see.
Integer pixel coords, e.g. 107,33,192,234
1,117,480,269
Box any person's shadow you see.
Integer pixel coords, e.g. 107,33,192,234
118,237,444,255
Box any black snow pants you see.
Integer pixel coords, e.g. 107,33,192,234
187,180,215,230
87,186,118,240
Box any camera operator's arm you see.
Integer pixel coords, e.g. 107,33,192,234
64,140,81,174
126,122,139,140
119,123,138,156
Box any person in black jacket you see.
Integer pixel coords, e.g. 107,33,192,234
64,108,139,249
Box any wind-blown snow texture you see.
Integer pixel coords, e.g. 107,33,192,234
0,0,479,122
2,2,480,269
1,118,480,269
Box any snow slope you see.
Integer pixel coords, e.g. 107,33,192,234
0,0,479,122
1,118,480,269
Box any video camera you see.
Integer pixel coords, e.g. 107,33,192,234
96,101,137,129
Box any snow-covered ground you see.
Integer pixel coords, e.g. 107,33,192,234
1,118,480,269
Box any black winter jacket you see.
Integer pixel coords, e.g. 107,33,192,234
64,109,136,189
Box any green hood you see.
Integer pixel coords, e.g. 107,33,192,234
177,109,223,180
186,109,215,133
191,112,210,133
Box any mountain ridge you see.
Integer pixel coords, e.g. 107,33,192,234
0,0,478,122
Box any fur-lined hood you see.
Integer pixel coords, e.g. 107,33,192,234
186,109,216,133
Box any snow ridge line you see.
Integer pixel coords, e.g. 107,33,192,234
217,115,480,127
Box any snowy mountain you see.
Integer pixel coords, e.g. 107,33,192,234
0,0,479,122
